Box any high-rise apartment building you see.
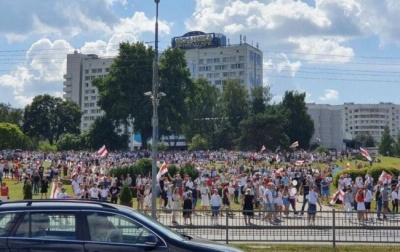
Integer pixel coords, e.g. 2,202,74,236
307,102,400,149
172,31,263,92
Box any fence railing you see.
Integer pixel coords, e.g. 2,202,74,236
147,208,400,247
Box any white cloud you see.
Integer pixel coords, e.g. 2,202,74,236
319,89,339,101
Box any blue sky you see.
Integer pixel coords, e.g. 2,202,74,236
1,0,400,108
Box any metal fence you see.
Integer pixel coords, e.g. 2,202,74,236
152,209,400,247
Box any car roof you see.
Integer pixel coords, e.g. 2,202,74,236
0,200,122,212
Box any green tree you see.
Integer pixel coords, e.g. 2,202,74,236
188,134,208,151
379,125,393,156
23,95,82,144
86,116,129,151
393,133,400,157
158,47,193,147
56,133,85,151
183,79,220,144
237,108,289,151
355,133,375,147
0,122,32,149
0,103,23,125
250,86,271,115
281,91,314,149
93,42,154,148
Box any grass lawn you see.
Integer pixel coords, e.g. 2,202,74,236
233,244,399,252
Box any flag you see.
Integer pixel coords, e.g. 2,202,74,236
295,160,304,166
379,171,392,183
330,189,345,204
260,145,266,153
50,181,59,199
359,147,372,161
290,141,299,148
97,145,108,157
156,162,168,181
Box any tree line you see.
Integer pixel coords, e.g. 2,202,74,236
0,42,317,152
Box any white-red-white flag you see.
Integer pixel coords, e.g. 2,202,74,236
359,147,372,161
379,171,392,183
290,141,299,148
260,145,266,153
156,162,168,181
97,145,108,157
295,160,304,166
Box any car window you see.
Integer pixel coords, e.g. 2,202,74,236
86,212,154,245
13,212,77,240
0,213,20,237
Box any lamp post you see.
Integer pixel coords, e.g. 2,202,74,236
150,0,160,219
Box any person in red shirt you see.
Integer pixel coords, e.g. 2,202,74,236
1,182,9,202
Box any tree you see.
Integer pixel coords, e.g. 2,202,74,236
86,116,129,151
119,184,133,207
237,107,289,151
23,95,82,144
188,134,208,151
0,103,23,125
250,86,271,115
354,133,375,147
56,133,85,151
183,79,221,144
379,126,393,156
281,91,314,149
393,133,400,157
93,42,154,148
158,47,193,147
0,122,32,149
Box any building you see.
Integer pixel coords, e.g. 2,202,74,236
307,102,400,149
63,51,138,149
172,31,263,93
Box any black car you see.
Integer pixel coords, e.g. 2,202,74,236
0,200,243,252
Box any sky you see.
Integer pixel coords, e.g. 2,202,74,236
1,0,400,108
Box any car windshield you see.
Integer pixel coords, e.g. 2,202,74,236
119,207,186,241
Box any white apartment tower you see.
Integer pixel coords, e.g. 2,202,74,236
63,51,113,132
307,102,400,149
172,31,263,92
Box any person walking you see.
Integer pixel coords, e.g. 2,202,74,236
182,187,193,225
171,188,181,225
242,188,254,225
343,187,353,222
307,185,322,226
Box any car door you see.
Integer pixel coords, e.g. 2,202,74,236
83,211,168,252
0,212,22,252
7,211,84,252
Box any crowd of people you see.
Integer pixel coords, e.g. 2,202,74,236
0,149,399,227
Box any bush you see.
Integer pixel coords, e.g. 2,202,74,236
333,166,400,187
167,164,179,177
179,163,199,181
119,184,133,207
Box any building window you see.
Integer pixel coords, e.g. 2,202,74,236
105,68,110,72
91,96,97,100
207,73,213,78
214,73,220,78
239,56,244,61
215,80,222,85
223,72,229,77
199,59,204,65
85,76,90,81
85,69,89,74
215,65,222,70
98,68,102,73
84,96,88,101
92,69,97,73
230,72,236,77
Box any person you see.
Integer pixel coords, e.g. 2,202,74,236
242,188,254,225
89,184,100,200
300,181,310,215
320,178,330,203
222,183,234,216
307,185,322,226
40,178,49,199
32,172,40,195
392,186,399,213
99,185,109,202
364,186,373,221
57,187,69,199
210,189,221,226
171,188,181,225
75,183,85,199
1,182,9,202
263,182,278,224
343,187,353,222
282,185,290,218
137,184,145,211
144,184,152,214
381,183,390,220
182,187,193,225
192,183,199,216
355,188,366,225
274,186,283,219
200,182,210,212
109,182,120,204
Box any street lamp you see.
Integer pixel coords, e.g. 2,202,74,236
148,0,161,220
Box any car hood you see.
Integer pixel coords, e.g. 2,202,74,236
185,236,243,252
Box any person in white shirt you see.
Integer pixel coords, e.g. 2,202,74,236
71,175,80,195
364,187,373,221
89,184,100,200
307,185,322,226
391,189,398,213
75,184,85,199
57,188,68,199
200,182,210,211
210,189,221,226
99,185,109,202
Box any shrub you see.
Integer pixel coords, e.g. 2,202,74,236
333,166,400,187
119,184,133,207
179,163,199,181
